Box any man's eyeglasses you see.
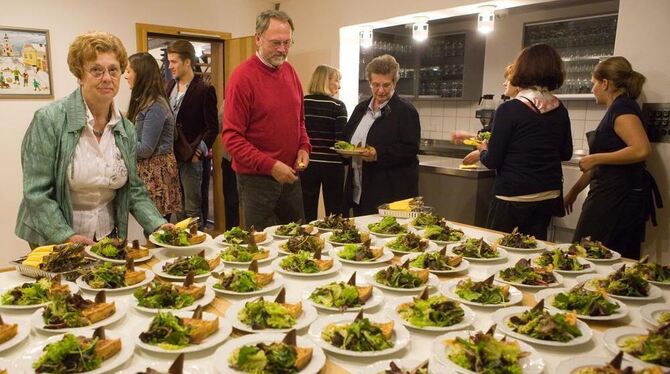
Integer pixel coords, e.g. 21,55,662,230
87,65,121,79
261,37,294,48
370,82,394,90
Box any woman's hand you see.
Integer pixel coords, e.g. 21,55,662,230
451,130,473,145
578,154,598,172
563,190,578,215
476,140,488,152
294,149,309,171
160,223,174,231
361,146,377,162
462,150,480,165
68,234,95,245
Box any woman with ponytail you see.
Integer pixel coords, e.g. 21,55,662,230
564,56,660,259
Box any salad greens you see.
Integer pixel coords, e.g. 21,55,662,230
446,330,526,374
499,259,558,286
83,262,128,289
338,241,382,262
422,224,464,242
276,222,309,237
220,244,267,263
309,282,362,309
499,227,537,249
214,269,261,293
154,227,192,246
382,361,429,374
162,255,210,276
139,312,192,350
313,214,355,230
42,294,96,328
591,266,650,297
397,294,464,328
134,281,194,309
624,259,670,284
368,216,407,235
409,251,462,270
374,265,427,289
279,252,322,273
229,342,299,373
452,238,498,258
1,278,68,306
322,316,393,352
386,232,429,253
334,140,356,150
330,227,366,244
222,226,261,245
659,312,670,324
32,333,103,373
618,323,670,367
551,286,620,316
507,303,582,342
568,237,614,259
89,237,127,259
411,212,440,227
535,249,590,271
454,277,510,305
281,234,324,254
238,298,296,329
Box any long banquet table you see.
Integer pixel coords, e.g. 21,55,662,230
0,214,667,374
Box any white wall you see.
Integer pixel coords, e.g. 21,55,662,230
0,0,269,265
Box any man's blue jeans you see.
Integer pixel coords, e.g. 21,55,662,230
178,160,203,219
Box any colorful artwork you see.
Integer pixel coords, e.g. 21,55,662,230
0,26,52,98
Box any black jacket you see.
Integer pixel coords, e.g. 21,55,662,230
344,92,421,214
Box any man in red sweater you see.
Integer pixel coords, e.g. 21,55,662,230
222,9,311,230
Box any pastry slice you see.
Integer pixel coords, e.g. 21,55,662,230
347,272,373,303
401,260,430,283
313,250,333,271
81,291,116,324
48,275,72,296
88,327,122,360
188,226,207,245
274,288,303,318
181,306,219,344
126,240,150,259
284,329,313,370
174,273,206,300
124,258,147,286
0,314,18,344
248,260,274,286
354,311,394,339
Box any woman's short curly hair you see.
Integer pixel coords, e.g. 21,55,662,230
365,54,400,83
67,31,128,80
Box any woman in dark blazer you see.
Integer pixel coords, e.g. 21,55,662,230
343,54,421,215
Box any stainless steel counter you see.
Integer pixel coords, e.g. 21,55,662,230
419,155,495,179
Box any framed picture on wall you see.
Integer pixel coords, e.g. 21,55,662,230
0,26,53,99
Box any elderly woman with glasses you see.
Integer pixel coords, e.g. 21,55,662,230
343,54,421,215
15,31,168,247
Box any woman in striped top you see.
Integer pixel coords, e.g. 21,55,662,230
301,65,348,221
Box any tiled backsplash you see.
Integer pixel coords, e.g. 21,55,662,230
412,99,607,151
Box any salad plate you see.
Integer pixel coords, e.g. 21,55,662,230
494,268,564,289
603,326,670,370
492,306,593,347
0,280,80,310
382,236,440,255
304,282,384,312
611,262,670,287
495,228,546,252
577,274,664,301
0,316,30,353
151,258,224,281
309,216,356,233
275,238,332,255
213,231,272,247
446,243,509,262
308,312,411,357
118,361,213,374
225,298,318,333
366,269,440,293
440,278,523,308
555,243,622,263
329,246,394,265
206,272,284,297
535,288,629,321
640,303,670,327
136,310,233,354
555,355,654,374
85,245,153,264
400,252,470,275
20,330,135,374
432,330,546,374
214,332,326,374
357,359,428,374
76,269,155,293
272,256,342,277
218,245,278,266
496,241,546,252
384,295,475,332
321,230,375,246
149,231,213,252
531,252,595,275
132,282,215,314
265,224,319,239
31,299,129,334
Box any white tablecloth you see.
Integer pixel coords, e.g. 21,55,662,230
0,214,667,374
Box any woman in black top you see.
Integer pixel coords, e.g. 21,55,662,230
301,65,348,221
565,57,658,259
466,44,573,240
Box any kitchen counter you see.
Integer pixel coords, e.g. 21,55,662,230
419,154,495,178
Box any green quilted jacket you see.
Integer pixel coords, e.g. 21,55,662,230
15,88,166,245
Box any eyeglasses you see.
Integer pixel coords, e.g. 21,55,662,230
370,81,394,90
87,65,122,79
261,36,294,48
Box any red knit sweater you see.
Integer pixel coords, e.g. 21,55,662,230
222,55,311,175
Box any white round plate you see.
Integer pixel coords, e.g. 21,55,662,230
272,256,342,277
385,297,475,332
555,243,622,263
132,283,215,313
603,326,670,370
432,331,546,374
266,224,319,239
495,269,564,289
304,283,384,312
556,355,652,374
0,358,19,374
611,262,670,287
0,316,30,353
535,288,629,321
496,240,547,252
329,247,394,265
219,246,278,266
149,231,213,253
358,359,427,374
446,244,509,262
308,312,411,358
213,232,272,247
136,310,232,354
415,229,464,246
226,299,318,333
640,303,670,327
530,254,595,275
577,274,664,301
366,269,440,293
381,236,440,255
76,269,155,293
214,332,326,374
321,231,374,247
275,239,332,255
309,219,356,233
400,253,470,275
118,361,213,374
85,245,153,264
31,299,129,334
440,279,523,308
0,281,80,310
492,306,593,347
206,272,284,297
20,330,134,374
151,258,224,281
368,228,410,238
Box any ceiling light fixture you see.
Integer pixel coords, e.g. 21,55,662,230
359,25,373,49
412,16,429,42
478,5,496,34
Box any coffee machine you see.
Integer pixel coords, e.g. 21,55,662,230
475,94,495,133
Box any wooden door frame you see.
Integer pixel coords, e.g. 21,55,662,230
135,23,231,234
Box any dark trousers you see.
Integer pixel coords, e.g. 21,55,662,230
200,156,211,229
301,162,344,222
486,197,554,240
222,158,239,230
237,174,305,231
